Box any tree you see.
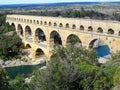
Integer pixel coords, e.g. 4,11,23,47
0,67,11,90
0,32,23,60
29,46,112,90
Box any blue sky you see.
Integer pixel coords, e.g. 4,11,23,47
0,0,119,5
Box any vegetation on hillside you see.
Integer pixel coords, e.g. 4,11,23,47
0,14,23,60
28,46,119,90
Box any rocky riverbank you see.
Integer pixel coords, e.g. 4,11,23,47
0,57,46,68
98,54,112,63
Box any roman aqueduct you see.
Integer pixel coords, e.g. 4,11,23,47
6,14,120,61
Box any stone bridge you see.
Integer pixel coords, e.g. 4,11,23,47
6,14,120,62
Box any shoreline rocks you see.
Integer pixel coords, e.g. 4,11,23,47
0,58,46,68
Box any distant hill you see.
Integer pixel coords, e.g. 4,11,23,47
0,2,120,9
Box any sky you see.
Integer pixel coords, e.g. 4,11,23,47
0,0,120,5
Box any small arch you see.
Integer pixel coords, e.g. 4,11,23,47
80,25,84,30
118,31,120,36
59,23,63,27
24,19,26,22
25,44,31,49
35,48,45,59
27,19,29,23
66,34,82,47
108,29,114,34
66,23,69,28
21,19,23,22
72,24,76,29
49,22,52,26
33,20,36,23
50,31,62,47
54,22,57,27
30,20,32,23
44,21,47,25
88,26,93,31
40,21,43,25
97,27,103,33
37,20,39,24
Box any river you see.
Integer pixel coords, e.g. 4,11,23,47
5,63,45,79
5,45,110,79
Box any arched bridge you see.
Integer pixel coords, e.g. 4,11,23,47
6,14,120,61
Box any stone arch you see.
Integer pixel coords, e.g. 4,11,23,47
54,22,57,27
33,20,36,23
27,19,29,23
89,38,110,57
25,44,32,49
35,28,47,43
35,48,46,59
97,27,103,33
49,22,52,26
66,34,82,47
25,25,33,42
59,23,63,27
40,21,43,25
66,23,69,28
37,20,39,24
11,23,16,31
24,19,26,22
108,28,114,34
118,31,120,36
88,26,93,31
30,20,32,23
44,21,47,25
50,31,62,47
72,24,76,29
17,24,23,37
80,25,84,30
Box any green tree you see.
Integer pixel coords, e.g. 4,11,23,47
0,32,23,60
0,67,11,90
30,46,112,90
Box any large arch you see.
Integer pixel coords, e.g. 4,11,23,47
11,23,16,31
50,31,62,47
25,26,33,42
35,28,46,43
17,24,23,37
66,34,82,47
89,39,110,57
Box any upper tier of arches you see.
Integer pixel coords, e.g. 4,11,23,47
7,15,120,36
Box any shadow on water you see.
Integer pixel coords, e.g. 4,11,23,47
5,63,46,79
94,45,110,57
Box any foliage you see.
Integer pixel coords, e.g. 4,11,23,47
9,74,30,90
0,67,11,90
0,32,23,60
29,46,113,90
0,14,23,60
113,67,120,85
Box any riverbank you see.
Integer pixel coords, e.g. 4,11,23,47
0,57,46,68
98,54,111,63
